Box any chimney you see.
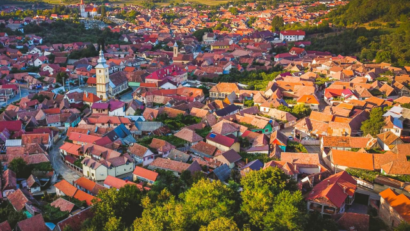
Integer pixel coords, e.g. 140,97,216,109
246,158,248,164
343,186,346,194
327,180,330,186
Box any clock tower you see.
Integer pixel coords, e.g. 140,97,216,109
95,47,109,101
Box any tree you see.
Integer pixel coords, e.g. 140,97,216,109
271,16,284,31
263,190,307,230
228,7,239,15
100,5,106,17
133,191,188,231
361,107,385,136
180,179,238,229
104,217,123,231
88,185,144,230
241,167,298,229
395,222,410,231
199,217,239,231
291,104,312,119
8,158,27,178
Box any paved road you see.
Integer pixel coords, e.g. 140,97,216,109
0,89,29,107
49,136,81,184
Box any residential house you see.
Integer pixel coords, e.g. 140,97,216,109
240,159,263,176
214,149,242,168
190,141,221,158
306,171,357,216
206,133,240,152
270,130,288,151
128,143,155,166
133,166,158,184
148,158,201,177
377,131,403,151
379,188,410,228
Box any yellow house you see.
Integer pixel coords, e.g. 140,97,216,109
206,133,240,152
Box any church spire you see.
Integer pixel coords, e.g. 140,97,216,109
98,46,106,64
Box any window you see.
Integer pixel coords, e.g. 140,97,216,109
99,70,101,73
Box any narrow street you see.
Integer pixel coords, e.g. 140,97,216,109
49,136,81,184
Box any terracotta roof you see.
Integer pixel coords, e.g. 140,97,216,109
149,138,175,153
17,214,47,231
206,133,236,148
281,152,320,165
190,141,219,156
73,189,95,206
336,212,370,231
74,177,104,195
149,157,190,173
379,188,410,222
128,143,149,158
103,175,145,191
331,149,374,170
322,136,373,149
174,128,203,143
50,198,76,212
57,207,93,231
7,189,30,211
377,131,401,146
0,221,11,231
54,179,78,197
133,166,158,182
60,142,81,156
306,171,357,208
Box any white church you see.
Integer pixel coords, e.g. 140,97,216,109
80,0,98,18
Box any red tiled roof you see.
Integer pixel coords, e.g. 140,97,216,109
57,207,93,231
133,166,158,182
379,188,410,222
206,133,236,147
306,171,357,208
50,198,75,212
17,214,48,231
103,175,146,191
73,189,95,206
54,179,77,197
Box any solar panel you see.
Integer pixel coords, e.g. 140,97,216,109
210,133,216,138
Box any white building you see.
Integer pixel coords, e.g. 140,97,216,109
280,30,306,41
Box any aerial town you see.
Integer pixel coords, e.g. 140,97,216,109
0,0,409,230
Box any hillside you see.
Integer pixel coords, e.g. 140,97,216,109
326,0,410,26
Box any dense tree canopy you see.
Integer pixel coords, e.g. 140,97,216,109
361,107,385,137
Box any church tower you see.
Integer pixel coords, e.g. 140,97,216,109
95,47,109,101
173,41,178,57
80,0,86,18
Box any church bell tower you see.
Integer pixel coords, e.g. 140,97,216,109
95,47,109,101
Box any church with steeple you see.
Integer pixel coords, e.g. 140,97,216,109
95,47,109,101
79,0,98,18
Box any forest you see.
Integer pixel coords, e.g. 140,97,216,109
308,0,410,67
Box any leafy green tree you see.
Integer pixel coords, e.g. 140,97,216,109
263,190,307,230
88,185,144,230
229,7,239,15
104,217,123,231
361,107,385,136
271,16,284,31
199,217,239,231
0,202,26,229
8,158,27,178
133,191,188,230
241,167,298,229
395,222,410,231
180,179,238,229
291,104,312,119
